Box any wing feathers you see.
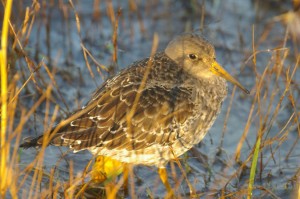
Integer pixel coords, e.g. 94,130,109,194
48,56,195,152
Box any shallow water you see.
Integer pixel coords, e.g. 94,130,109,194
11,0,300,198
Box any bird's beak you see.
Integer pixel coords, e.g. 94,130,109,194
210,61,250,94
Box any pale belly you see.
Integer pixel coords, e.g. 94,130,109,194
88,124,212,168
88,142,190,168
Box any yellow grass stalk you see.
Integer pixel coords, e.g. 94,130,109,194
0,0,13,197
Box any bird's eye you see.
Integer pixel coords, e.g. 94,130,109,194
188,54,198,60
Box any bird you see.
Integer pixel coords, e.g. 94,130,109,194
20,33,249,195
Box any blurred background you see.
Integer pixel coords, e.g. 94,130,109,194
2,0,300,198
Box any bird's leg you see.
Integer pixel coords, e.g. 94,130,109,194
106,163,130,199
90,156,125,198
174,158,196,197
91,155,107,183
91,155,124,183
158,167,174,197
169,147,196,196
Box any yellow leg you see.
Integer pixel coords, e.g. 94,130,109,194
91,156,107,183
91,155,124,183
158,168,174,197
169,147,196,197
106,164,130,199
174,158,196,196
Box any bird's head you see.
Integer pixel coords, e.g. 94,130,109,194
165,33,249,94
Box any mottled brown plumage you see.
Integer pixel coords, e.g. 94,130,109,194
20,33,248,167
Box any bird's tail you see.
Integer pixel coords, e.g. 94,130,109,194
19,136,42,149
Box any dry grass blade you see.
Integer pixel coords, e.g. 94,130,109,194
126,33,159,136
219,86,236,151
69,0,100,85
0,0,13,197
